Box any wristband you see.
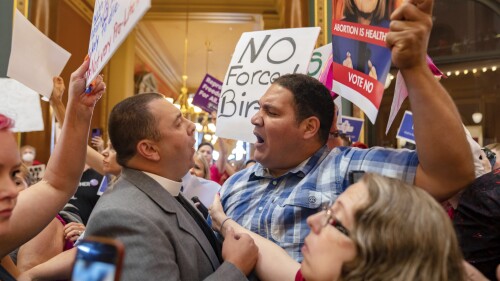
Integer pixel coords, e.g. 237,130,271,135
219,217,231,234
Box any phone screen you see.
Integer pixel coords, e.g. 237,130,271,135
91,128,102,139
71,238,123,281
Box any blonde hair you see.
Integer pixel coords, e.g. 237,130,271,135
485,143,499,151
194,152,210,180
341,173,465,281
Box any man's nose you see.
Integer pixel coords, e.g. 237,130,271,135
250,111,262,126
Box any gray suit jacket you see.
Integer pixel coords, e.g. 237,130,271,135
85,168,247,281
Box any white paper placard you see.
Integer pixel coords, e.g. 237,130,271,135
0,78,44,132
7,10,71,99
216,27,320,142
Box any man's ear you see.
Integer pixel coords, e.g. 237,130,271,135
301,116,320,140
136,140,160,161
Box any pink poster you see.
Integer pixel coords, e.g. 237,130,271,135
331,0,401,123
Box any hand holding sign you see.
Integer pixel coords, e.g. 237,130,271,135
86,0,151,86
386,0,433,70
69,59,105,109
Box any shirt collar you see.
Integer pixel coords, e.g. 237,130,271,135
143,172,182,196
251,146,330,179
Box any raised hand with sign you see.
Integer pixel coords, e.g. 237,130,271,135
386,0,474,200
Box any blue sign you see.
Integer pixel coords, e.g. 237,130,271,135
397,111,415,144
339,116,364,142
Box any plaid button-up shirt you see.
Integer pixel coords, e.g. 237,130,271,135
220,146,419,261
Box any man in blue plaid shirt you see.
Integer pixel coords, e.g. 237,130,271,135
219,4,475,261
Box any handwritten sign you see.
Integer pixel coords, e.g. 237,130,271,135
331,0,400,124
339,116,364,142
86,0,151,86
0,78,44,132
396,111,415,144
216,27,320,142
192,74,222,114
7,10,71,99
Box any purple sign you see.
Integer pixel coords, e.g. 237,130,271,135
192,74,222,114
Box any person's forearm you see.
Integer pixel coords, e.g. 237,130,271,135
221,219,299,281
224,162,236,176
404,66,474,199
86,146,105,175
43,96,93,194
17,218,64,273
19,248,76,281
49,98,66,128
216,140,229,172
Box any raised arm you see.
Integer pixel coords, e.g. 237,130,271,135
386,0,474,200
210,194,299,281
17,248,77,281
49,76,106,175
0,59,105,256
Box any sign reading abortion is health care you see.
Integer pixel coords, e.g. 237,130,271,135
216,27,320,142
192,74,222,114
396,111,415,144
331,0,400,124
86,0,151,87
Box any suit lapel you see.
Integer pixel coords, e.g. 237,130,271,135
120,168,220,269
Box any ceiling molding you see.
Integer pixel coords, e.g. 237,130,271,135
136,22,183,96
62,0,93,24
143,12,262,23
149,0,279,14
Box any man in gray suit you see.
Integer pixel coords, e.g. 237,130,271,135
84,93,258,280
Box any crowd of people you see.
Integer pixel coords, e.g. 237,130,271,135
1,0,499,280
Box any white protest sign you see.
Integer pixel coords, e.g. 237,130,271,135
0,78,44,132
385,70,407,134
7,10,71,99
86,0,151,87
216,27,320,142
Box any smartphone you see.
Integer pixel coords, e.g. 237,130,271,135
71,236,124,281
348,170,365,185
91,128,102,139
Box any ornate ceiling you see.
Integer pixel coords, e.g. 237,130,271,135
65,0,285,97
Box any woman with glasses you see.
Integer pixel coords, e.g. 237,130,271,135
209,173,466,281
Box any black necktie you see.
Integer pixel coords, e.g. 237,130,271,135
176,193,223,263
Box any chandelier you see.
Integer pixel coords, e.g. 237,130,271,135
165,2,217,144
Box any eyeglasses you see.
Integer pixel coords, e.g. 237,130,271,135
322,208,350,237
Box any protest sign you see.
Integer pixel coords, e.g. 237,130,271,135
28,164,46,184
308,43,337,98
216,27,320,142
192,74,222,114
7,10,71,99
0,78,44,132
308,43,332,79
86,0,151,87
385,56,444,134
331,0,400,124
182,173,220,208
339,116,364,142
396,111,415,144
